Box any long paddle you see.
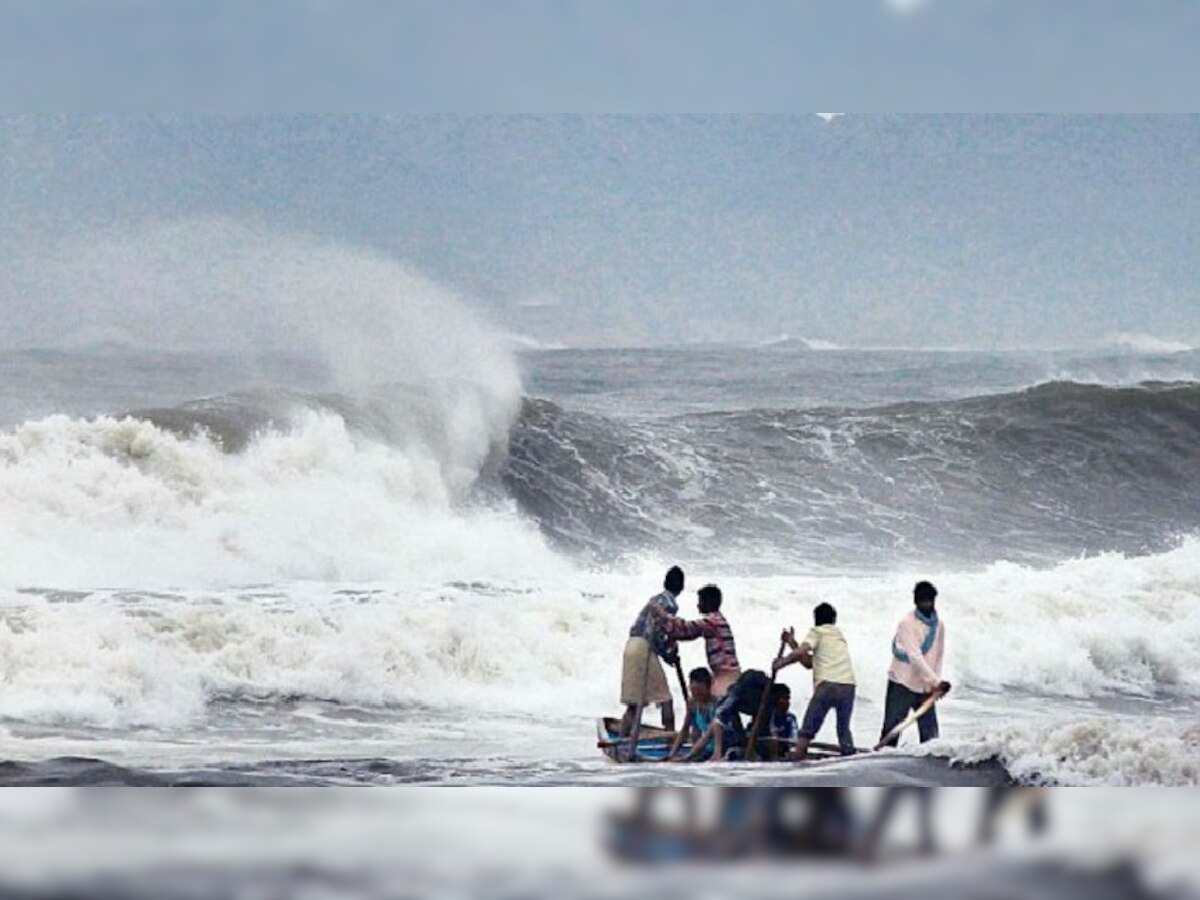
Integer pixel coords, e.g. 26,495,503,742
745,641,787,762
873,688,944,751
673,658,689,704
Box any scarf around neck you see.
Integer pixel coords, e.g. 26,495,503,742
892,609,938,663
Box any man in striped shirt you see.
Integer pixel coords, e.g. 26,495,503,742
659,584,742,699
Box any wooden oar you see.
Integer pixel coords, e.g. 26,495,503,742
873,689,944,751
809,740,870,755
673,658,690,704
745,641,787,762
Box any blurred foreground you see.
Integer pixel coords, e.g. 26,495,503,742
0,788,1195,898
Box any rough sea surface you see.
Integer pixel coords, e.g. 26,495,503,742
1,342,1199,786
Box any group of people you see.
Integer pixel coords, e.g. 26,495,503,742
618,566,951,762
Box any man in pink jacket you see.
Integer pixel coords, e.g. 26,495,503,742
878,581,952,747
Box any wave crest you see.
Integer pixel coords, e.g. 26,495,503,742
503,381,1200,567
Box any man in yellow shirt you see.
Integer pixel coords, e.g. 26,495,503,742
773,602,857,759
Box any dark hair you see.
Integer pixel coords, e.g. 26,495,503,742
774,683,791,698
688,667,712,685
813,602,837,626
914,581,938,603
664,566,685,595
697,584,722,613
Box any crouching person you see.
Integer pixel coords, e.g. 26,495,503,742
665,668,718,761
681,670,783,763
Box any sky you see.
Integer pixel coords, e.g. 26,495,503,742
1,114,1198,350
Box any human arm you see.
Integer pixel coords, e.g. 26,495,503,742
665,702,695,759
896,619,942,692
654,635,679,663
772,627,798,673
772,645,812,673
772,626,815,673
664,615,713,642
644,600,681,660
930,625,950,696
681,719,721,763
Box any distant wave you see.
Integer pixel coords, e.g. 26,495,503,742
1101,332,1196,355
502,332,572,352
502,380,1200,567
756,335,842,351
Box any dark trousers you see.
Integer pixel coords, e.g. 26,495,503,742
798,682,857,754
879,680,938,747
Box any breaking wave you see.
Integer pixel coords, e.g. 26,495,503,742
0,398,563,591
942,717,1200,786
3,379,1200,590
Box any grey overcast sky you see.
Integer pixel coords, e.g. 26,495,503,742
2,115,1198,349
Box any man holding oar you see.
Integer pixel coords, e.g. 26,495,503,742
619,566,685,737
773,602,858,759
878,581,951,747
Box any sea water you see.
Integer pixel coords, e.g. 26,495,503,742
2,331,1199,785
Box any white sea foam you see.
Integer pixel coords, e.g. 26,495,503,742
939,717,1200,786
0,410,566,591
0,216,562,592
932,540,1200,700
2,538,1198,733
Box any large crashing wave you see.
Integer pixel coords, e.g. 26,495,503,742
0,219,567,589
502,380,1200,568
0,405,563,590
4,379,1198,588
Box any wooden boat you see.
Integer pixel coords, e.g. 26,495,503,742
596,717,861,764
596,718,680,762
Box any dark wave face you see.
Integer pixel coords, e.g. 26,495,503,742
500,382,1200,570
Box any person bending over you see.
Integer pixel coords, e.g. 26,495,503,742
665,668,717,761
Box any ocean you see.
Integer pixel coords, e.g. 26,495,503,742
1,340,1198,786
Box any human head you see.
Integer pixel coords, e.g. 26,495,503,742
697,584,722,614
813,602,837,626
689,667,713,701
664,566,685,595
914,580,938,615
773,683,791,713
